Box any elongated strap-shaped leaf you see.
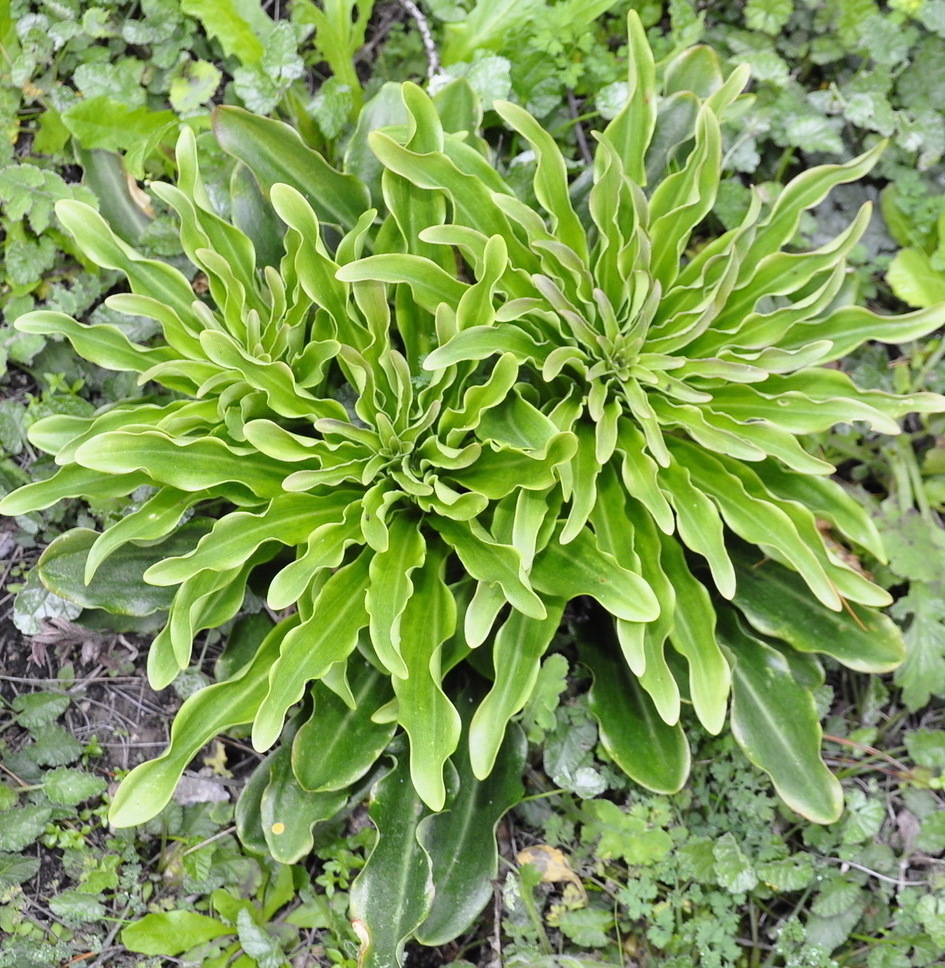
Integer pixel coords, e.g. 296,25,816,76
579,621,690,793
212,105,371,229
463,580,508,649
451,433,576,500
453,234,508,332
350,752,434,968
769,369,945,425
267,512,361,610
86,487,207,582
688,404,836,476
745,141,884,266
648,107,721,288
369,127,538,273
14,311,178,374
436,517,546,619
260,745,348,864
730,547,903,673
55,200,200,326
416,714,526,946
105,292,204,359
109,616,296,827
253,551,372,750
477,388,559,452
0,465,148,515
658,460,736,597
621,501,681,723
753,461,884,560
167,560,255,669
25,412,102,459
73,431,288,498
336,253,468,313
718,612,843,824
440,352,519,437
494,100,588,263
783,302,945,362
269,183,352,324
200,329,345,421
704,267,848,356
468,601,565,779
171,125,260,293
615,420,674,534
292,657,396,792
424,324,544,369
652,396,767,463
145,493,344,585
367,514,426,678
392,550,461,811
707,449,891,608
674,444,840,610
706,383,901,436
560,424,603,544
657,533,730,734
531,527,660,623
234,745,277,857
717,203,872,329
601,11,657,185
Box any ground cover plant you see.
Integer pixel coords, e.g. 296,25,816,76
3,1,945,966
4,8,945,965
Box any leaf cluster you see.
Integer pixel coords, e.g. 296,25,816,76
3,7,945,967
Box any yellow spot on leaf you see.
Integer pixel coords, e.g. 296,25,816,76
271,822,285,835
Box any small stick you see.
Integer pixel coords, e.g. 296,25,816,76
398,0,441,79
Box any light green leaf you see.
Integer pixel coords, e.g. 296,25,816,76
468,602,565,779
144,495,338,586
62,96,175,154
109,618,293,826
253,553,372,750
436,517,546,620
366,515,426,679
393,550,461,811
530,528,660,623
74,431,288,498
180,0,268,63
14,310,177,373
887,247,945,308
122,911,232,956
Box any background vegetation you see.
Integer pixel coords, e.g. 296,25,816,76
1,1,945,966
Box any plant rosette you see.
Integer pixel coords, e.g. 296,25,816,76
2,14,944,964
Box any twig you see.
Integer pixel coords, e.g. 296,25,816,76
397,0,441,79
818,855,928,887
181,825,237,857
567,90,593,167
